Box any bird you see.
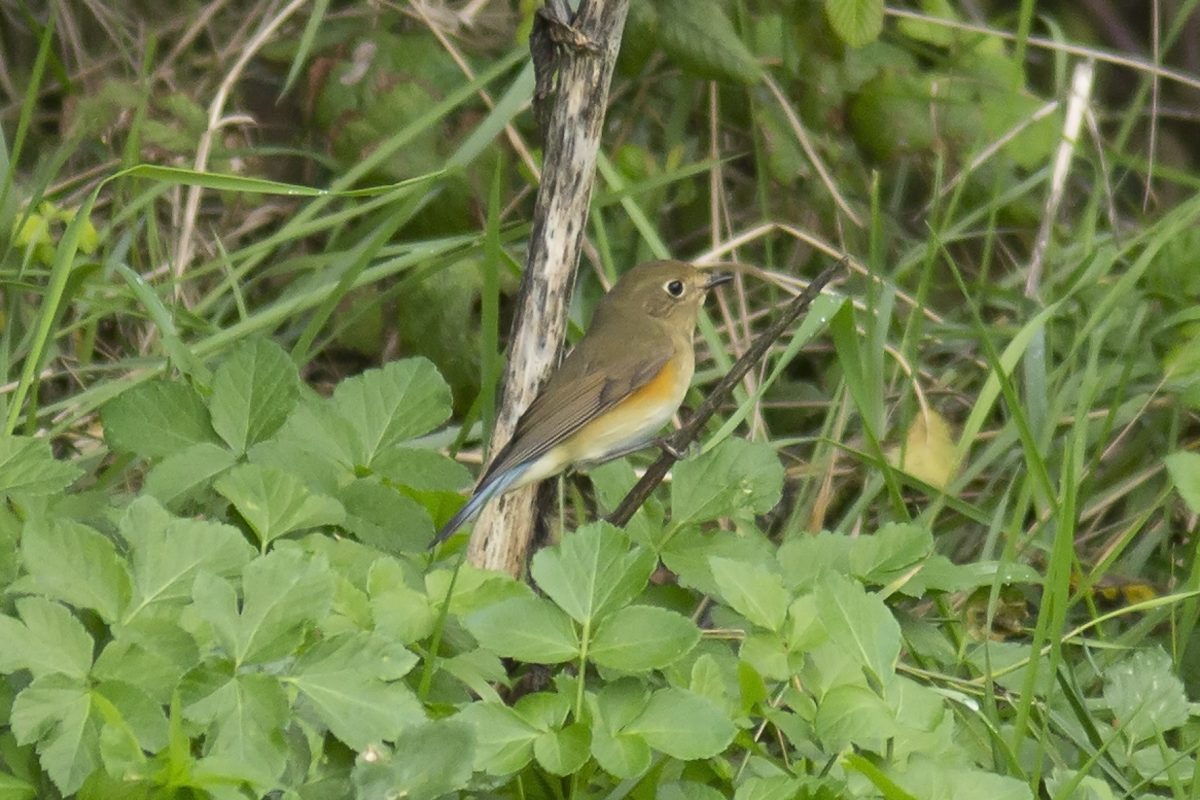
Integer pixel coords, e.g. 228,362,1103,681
431,259,732,546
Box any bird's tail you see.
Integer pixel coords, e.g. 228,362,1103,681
428,465,527,548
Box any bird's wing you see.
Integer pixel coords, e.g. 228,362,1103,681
475,346,672,490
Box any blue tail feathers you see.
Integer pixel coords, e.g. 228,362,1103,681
428,464,528,548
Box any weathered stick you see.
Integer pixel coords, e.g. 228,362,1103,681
468,0,631,575
607,261,844,527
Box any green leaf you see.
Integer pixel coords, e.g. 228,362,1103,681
590,726,651,779
209,338,299,454
0,771,36,800
653,0,761,85
847,522,934,584
214,464,345,549
1103,647,1189,743
588,605,699,672
369,560,435,644
814,684,896,752
92,619,200,705
1166,451,1200,515
534,723,589,776
372,446,472,491
0,436,81,497
351,719,473,800
94,679,168,755
671,439,784,527
143,441,237,508
331,358,452,465
338,477,433,554
9,674,99,796
457,703,538,775
825,0,885,47
530,521,656,624
16,518,131,622
181,670,288,789
815,572,900,687
101,381,219,458
118,497,255,622
709,556,789,631
626,687,736,759
191,548,335,665
285,633,423,750
0,597,93,680
465,595,580,664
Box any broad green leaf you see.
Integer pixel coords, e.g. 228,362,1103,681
372,446,472,491
897,758,1034,800
653,0,761,85
94,679,168,755
589,726,651,779
814,684,896,752
671,439,783,527
534,723,589,776
0,435,81,497
191,548,335,665
661,529,777,597
368,558,435,644
588,606,699,672
0,771,35,800
338,477,433,554
143,441,237,508
465,595,580,664
529,522,656,624
777,531,854,592
92,618,200,705
209,338,299,454
0,597,92,680
709,556,789,631
9,674,98,795
331,358,452,465
457,702,538,775
255,395,360,481
733,776,808,800
825,0,885,47
351,719,473,800
847,522,934,584
285,633,422,749
17,518,130,622
815,572,900,687
626,687,736,760
514,691,571,731
118,497,254,622
181,670,288,789
214,464,345,549
101,381,219,458
1166,451,1200,515
1103,647,1189,743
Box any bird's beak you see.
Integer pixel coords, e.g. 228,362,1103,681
704,272,733,290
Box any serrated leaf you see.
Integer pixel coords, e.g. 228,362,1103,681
654,0,761,84
709,556,789,631
9,674,98,795
338,477,433,554
191,548,335,665
0,597,93,680
1166,451,1200,516
465,595,580,664
101,380,219,458
814,684,895,752
372,446,472,491
815,573,901,688
93,618,200,704
530,522,656,624
209,338,299,454
825,0,885,47
331,358,452,465
588,605,699,672
457,703,538,775
626,687,736,759
351,719,473,800
1103,647,1189,743
671,439,783,527
285,633,423,749
0,436,81,497
214,463,344,549
17,519,130,622
181,670,288,789
143,441,237,508
118,496,255,622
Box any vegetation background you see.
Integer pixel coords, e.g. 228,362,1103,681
2,0,1200,798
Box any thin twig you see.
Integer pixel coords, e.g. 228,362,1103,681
607,260,844,527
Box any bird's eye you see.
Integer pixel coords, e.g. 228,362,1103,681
664,279,685,297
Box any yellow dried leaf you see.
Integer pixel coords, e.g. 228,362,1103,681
890,409,956,491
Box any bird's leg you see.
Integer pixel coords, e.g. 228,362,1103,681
656,437,696,461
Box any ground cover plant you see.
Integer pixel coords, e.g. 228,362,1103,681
2,0,1200,798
